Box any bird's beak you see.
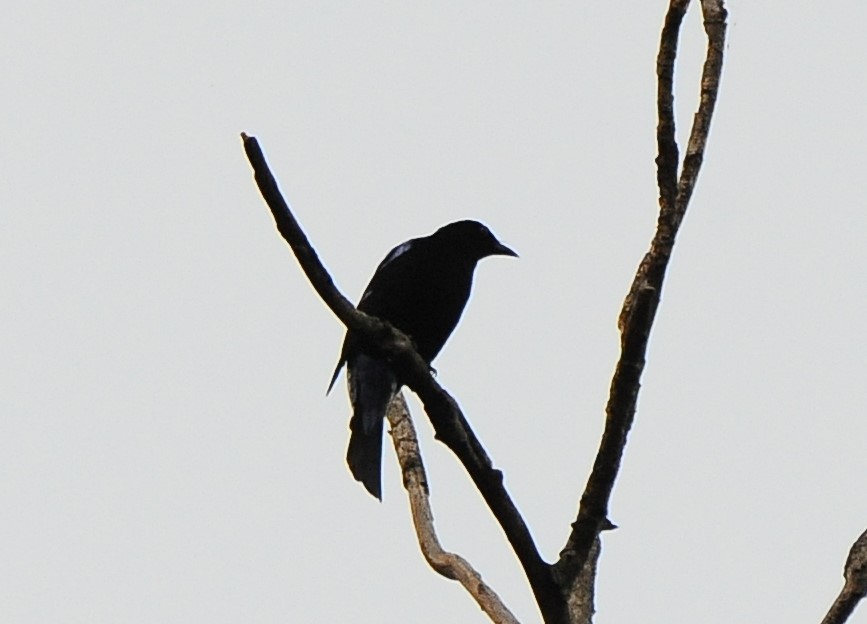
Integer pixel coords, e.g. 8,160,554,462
492,242,518,258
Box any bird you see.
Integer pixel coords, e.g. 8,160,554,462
327,220,517,500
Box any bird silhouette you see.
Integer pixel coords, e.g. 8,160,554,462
328,220,517,499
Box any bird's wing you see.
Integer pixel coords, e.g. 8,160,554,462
330,237,423,395
376,240,415,272
326,356,344,395
358,237,427,313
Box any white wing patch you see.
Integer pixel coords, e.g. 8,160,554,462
359,239,416,305
379,241,413,270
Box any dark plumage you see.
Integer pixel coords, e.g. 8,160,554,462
328,220,517,500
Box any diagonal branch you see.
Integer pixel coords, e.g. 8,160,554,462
821,528,867,624
554,0,727,588
387,392,520,624
242,134,565,623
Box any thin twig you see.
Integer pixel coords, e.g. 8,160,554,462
554,0,727,587
387,393,520,624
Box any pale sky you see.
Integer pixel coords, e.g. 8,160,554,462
3,2,867,623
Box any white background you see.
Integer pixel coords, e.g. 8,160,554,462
3,2,866,622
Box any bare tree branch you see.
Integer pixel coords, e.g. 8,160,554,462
241,134,564,622
821,528,867,624
387,393,520,624
678,0,728,211
245,1,728,620
564,538,602,624
554,0,727,589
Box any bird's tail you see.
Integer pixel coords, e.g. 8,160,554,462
346,355,397,500
346,415,385,500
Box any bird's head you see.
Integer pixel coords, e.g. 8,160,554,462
435,220,518,261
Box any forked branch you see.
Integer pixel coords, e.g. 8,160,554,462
554,0,727,597
244,0,728,620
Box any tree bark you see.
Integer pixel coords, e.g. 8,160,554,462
821,529,867,624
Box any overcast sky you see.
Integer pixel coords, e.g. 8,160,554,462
3,2,867,623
